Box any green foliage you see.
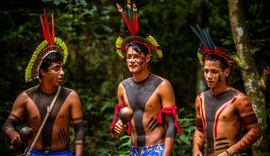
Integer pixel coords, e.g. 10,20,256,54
0,0,269,155
117,135,131,155
173,107,196,155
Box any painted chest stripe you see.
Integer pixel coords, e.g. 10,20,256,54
199,93,206,133
214,97,237,138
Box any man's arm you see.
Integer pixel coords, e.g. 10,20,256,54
192,95,204,156
158,79,176,155
2,91,27,149
222,94,261,155
70,91,85,156
113,83,127,138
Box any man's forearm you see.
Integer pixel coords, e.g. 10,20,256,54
193,129,204,152
75,142,84,156
73,121,85,156
228,127,261,154
164,137,175,156
3,118,18,136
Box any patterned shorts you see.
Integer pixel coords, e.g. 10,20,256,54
129,144,164,156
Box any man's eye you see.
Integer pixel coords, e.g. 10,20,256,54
53,67,60,71
126,55,140,59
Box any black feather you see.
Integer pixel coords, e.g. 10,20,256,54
203,28,215,50
190,25,216,50
190,25,208,46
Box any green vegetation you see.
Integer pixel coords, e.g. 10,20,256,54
0,0,269,155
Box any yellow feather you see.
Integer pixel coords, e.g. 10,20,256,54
197,49,203,65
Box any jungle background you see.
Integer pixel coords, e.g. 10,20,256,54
0,0,269,155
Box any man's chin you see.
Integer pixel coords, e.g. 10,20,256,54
57,81,63,85
207,84,215,89
129,69,137,74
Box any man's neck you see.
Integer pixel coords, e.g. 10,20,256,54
210,83,231,96
132,70,150,83
39,83,59,94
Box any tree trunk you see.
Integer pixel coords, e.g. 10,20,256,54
196,0,208,94
227,0,268,154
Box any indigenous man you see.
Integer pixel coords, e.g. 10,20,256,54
109,1,182,156
191,26,261,156
2,9,84,156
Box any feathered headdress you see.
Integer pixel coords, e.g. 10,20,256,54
25,9,68,82
115,0,162,62
190,25,242,68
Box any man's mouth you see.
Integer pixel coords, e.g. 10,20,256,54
58,78,63,82
129,65,137,68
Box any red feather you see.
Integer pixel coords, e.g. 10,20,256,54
43,9,52,45
51,13,55,43
116,3,134,36
39,16,49,43
121,12,134,35
132,3,138,35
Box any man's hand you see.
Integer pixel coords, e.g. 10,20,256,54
114,120,127,138
7,129,22,149
192,149,203,156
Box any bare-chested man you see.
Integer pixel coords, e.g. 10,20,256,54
191,26,261,156
110,41,182,156
2,10,84,156
109,2,182,155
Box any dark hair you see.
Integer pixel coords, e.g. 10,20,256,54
204,54,229,71
39,52,63,78
126,41,149,56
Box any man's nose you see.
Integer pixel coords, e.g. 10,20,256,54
128,56,136,62
206,72,213,79
59,68,64,75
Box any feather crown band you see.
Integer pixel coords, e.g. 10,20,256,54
25,9,68,82
190,25,241,68
115,0,162,62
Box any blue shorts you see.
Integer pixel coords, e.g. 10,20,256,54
129,144,164,156
30,149,72,156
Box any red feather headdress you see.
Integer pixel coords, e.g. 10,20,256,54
190,25,242,68
115,0,162,62
25,9,68,82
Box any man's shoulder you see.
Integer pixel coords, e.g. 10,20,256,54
121,77,133,83
24,85,39,95
120,77,133,87
151,74,172,88
231,88,249,102
61,86,72,92
199,89,211,95
61,86,77,97
151,74,165,81
233,89,246,96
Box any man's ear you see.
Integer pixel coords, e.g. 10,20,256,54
224,68,230,77
146,54,151,62
40,68,46,77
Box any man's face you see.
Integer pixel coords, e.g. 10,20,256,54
126,46,149,74
203,60,229,89
43,62,64,85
